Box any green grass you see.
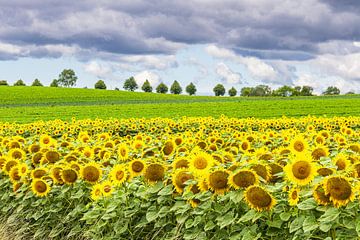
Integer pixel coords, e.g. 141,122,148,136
0,86,359,123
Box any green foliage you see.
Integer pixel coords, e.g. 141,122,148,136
240,87,252,97
58,69,77,87
123,77,138,91
13,79,26,86
156,83,169,94
141,80,153,92
50,79,59,87
95,80,107,90
213,84,226,96
0,86,359,122
170,80,182,94
0,80,8,86
323,86,340,95
228,87,237,97
185,82,197,95
31,79,43,87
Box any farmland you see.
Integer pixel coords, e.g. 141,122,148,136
0,86,360,123
0,116,360,239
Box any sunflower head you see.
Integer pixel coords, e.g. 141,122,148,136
31,167,48,179
284,154,317,186
311,146,329,160
144,163,166,184
110,164,128,185
251,164,271,182
245,186,276,211
288,188,300,206
91,183,103,201
172,169,193,193
31,179,51,197
172,157,189,169
162,140,176,156
80,162,102,184
129,159,146,178
101,180,114,197
117,143,129,161
61,167,78,184
313,183,331,206
229,169,258,189
324,176,354,208
207,169,230,195
189,151,213,177
8,148,26,161
290,136,308,154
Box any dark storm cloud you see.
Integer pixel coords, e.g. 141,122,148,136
1,0,360,60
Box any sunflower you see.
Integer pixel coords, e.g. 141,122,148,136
352,163,360,178
117,143,129,161
284,154,317,186
50,166,64,184
207,169,230,195
3,159,19,174
333,153,351,171
44,150,60,163
245,186,276,211
288,188,300,206
162,140,176,156
28,144,41,153
229,169,258,189
80,162,102,184
91,183,103,201
269,163,283,182
101,180,114,197
82,147,94,159
172,157,189,169
172,169,193,193
0,156,7,170
9,167,21,183
17,163,28,177
39,135,55,148
313,183,331,206
31,167,48,179
61,167,78,184
251,164,271,182
32,152,43,165
323,176,354,207
317,167,334,177
129,159,146,178
109,164,128,185
311,146,329,160
289,136,308,154
31,179,51,197
240,140,251,152
8,148,26,161
189,151,214,177
144,163,166,184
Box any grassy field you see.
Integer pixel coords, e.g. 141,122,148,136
0,86,359,122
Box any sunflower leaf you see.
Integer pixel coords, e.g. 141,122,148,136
297,198,317,210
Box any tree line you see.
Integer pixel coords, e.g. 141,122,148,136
0,69,355,96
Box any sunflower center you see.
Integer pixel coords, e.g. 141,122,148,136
293,141,305,152
62,169,78,183
83,166,100,182
194,157,207,169
132,161,144,172
209,171,229,189
312,148,326,160
103,185,111,193
327,178,352,201
292,161,310,179
35,181,47,193
116,171,125,180
247,187,272,208
144,164,165,182
233,171,256,188
175,159,188,169
336,160,346,170
12,151,22,159
291,190,298,200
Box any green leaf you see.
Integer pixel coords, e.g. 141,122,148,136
302,215,318,233
318,207,340,223
204,221,216,231
185,219,194,229
146,209,158,222
229,191,243,204
238,209,257,223
319,221,333,232
216,211,235,229
158,184,173,196
297,198,317,210
290,215,305,233
279,212,291,221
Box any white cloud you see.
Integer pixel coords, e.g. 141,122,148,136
133,71,160,87
0,42,23,54
84,61,112,78
120,55,178,70
215,62,242,84
206,44,277,82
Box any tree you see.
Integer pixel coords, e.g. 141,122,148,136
95,80,107,89
156,83,168,94
240,87,253,96
273,85,293,97
213,84,226,96
141,80,153,92
58,69,77,87
0,80,8,86
14,79,26,86
170,80,182,94
300,86,313,96
323,86,340,95
228,87,237,97
346,91,355,95
250,85,271,96
123,77,138,91
31,79,43,87
185,82,197,95
50,79,58,87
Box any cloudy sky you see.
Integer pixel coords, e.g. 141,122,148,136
1,0,360,94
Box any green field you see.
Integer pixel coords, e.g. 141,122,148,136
0,86,359,123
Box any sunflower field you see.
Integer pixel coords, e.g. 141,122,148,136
0,116,360,239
